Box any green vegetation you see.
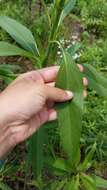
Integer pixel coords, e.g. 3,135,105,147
0,0,107,189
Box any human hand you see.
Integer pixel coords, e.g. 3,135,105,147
0,66,88,159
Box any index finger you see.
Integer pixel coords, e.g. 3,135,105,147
12,66,60,85
38,66,59,83
38,64,84,83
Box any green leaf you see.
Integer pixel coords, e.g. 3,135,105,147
0,64,20,72
48,181,59,190
81,174,97,190
64,176,79,190
52,158,70,172
59,0,77,26
0,16,39,55
79,143,96,172
0,181,13,190
56,51,84,167
26,127,45,179
46,156,70,173
93,175,107,189
84,64,107,97
0,72,16,83
67,42,81,57
49,179,67,190
56,180,67,190
0,63,18,84
0,42,30,57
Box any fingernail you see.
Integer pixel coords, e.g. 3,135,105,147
66,91,74,99
48,110,57,121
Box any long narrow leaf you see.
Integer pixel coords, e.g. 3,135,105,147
84,64,107,96
81,174,97,190
0,42,30,57
0,181,13,190
26,128,45,179
59,0,77,26
93,175,107,189
45,156,70,173
0,16,39,55
64,176,79,190
0,64,20,72
56,51,84,167
79,143,96,172
48,179,67,190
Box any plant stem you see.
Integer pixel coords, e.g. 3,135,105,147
40,0,51,27
42,0,66,67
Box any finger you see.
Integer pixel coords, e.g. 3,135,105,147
46,100,54,108
44,85,73,102
11,66,59,86
38,108,57,123
38,66,59,83
28,109,57,137
46,82,55,87
9,70,44,86
83,90,87,98
83,77,88,87
77,64,84,72
22,66,59,83
48,109,57,121
77,65,88,87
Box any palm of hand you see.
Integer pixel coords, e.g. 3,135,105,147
0,65,87,158
0,68,57,146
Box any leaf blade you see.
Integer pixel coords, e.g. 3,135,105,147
0,42,30,57
79,143,96,172
56,51,84,167
64,175,79,190
81,174,97,190
0,16,39,55
84,64,107,97
93,175,107,189
26,127,45,179
59,0,77,26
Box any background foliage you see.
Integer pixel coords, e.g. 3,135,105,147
0,0,107,189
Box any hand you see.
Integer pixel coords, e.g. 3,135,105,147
0,66,88,159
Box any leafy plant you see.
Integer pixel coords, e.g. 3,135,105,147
0,181,13,190
75,0,107,36
0,64,20,85
0,0,107,189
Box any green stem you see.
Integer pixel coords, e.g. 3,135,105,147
40,0,51,27
42,0,66,67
